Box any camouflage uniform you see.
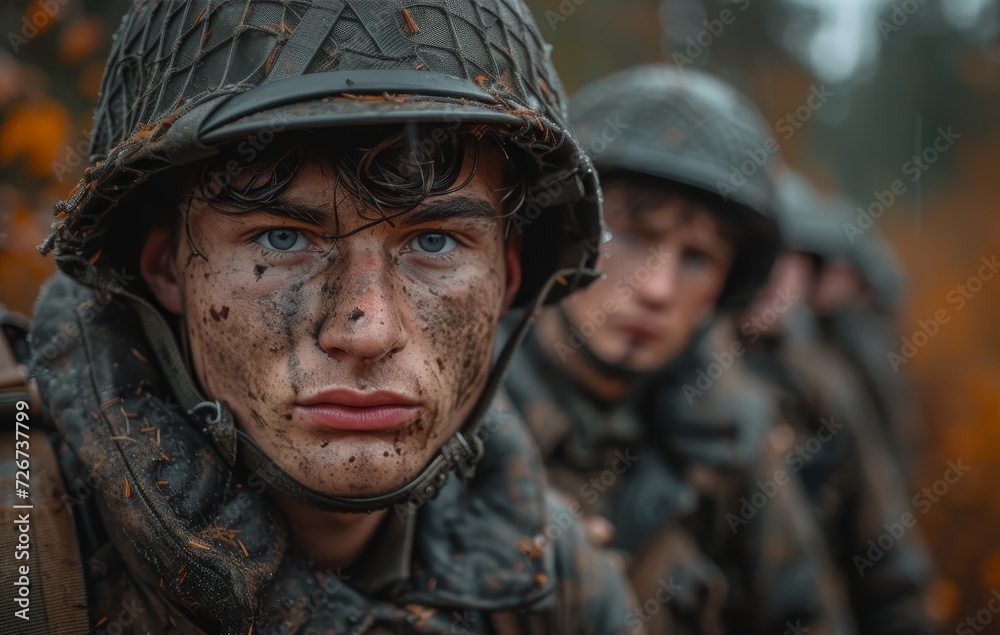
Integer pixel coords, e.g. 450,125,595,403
738,305,937,634
774,173,919,481
3,273,640,634
817,305,921,482
504,318,852,635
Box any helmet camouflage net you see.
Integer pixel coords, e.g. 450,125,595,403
570,64,782,308
43,0,602,306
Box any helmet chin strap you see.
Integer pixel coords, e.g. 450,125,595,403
124,265,600,514
555,302,646,382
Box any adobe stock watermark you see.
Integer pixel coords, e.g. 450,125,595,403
843,126,961,243
90,600,146,635
392,408,515,523
275,568,351,635
877,0,930,41
716,84,833,202
682,287,800,403
671,0,752,70
518,449,638,565
614,577,682,635
33,268,136,365
853,459,970,576
726,417,843,533
543,0,588,30
956,588,1000,635
887,255,997,372
7,0,71,53
513,115,628,234
553,247,671,362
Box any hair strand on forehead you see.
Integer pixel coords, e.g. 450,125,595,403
185,125,526,242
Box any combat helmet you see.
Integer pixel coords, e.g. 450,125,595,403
570,64,782,309
775,169,907,313
41,0,603,513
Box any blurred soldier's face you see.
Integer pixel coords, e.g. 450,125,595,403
811,259,869,315
561,179,734,372
140,144,520,498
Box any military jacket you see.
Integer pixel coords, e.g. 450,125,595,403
503,319,852,635
741,308,937,635
6,274,642,635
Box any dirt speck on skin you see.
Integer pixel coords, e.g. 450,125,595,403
209,306,230,322
254,264,268,281
321,440,329,448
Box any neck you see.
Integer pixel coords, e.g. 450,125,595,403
269,489,388,570
535,310,634,404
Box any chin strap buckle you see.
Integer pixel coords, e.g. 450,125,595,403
443,431,483,482
190,400,238,466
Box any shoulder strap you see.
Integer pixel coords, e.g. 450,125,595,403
0,310,90,633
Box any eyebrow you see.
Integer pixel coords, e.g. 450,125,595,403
400,196,500,226
256,195,500,229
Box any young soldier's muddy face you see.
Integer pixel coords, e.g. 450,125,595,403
141,145,520,497
561,180,734,371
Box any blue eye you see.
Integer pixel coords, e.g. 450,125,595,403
410,233,456,254
257,229,308,252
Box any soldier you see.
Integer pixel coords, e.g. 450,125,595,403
736,169,937,633
503,65,851,634
783,176,921,481
0,1,642,633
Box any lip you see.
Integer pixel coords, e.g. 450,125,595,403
295,389,421,432
616,321,663,341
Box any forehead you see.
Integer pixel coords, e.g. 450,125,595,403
278,144,511,212
193,131,517,231
601,178,730,239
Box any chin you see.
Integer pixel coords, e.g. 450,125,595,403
276,439,426,498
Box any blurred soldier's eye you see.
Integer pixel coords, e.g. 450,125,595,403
410,232,456,254
681,248,712,269
257,229,309,252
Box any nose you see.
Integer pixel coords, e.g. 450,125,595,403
633,248,679,309
316,248,408,363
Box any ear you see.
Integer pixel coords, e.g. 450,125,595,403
500,230,523,314
140,226,183,315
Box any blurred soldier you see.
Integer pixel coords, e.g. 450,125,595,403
503,65,851,635
735,169,937,634
784,176,922,481
0,1,642,633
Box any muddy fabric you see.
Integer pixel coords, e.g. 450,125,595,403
648,320,853,635
28,273,640,635
741,308,937,635
502,316,852,635
817,307,922,483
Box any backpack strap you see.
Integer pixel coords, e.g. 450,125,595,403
0,308,89,633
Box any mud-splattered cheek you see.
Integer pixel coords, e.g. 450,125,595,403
413,265,506,427
179,256,298,441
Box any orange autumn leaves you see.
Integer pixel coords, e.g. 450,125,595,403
0,98,71,178
0,2,114,313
